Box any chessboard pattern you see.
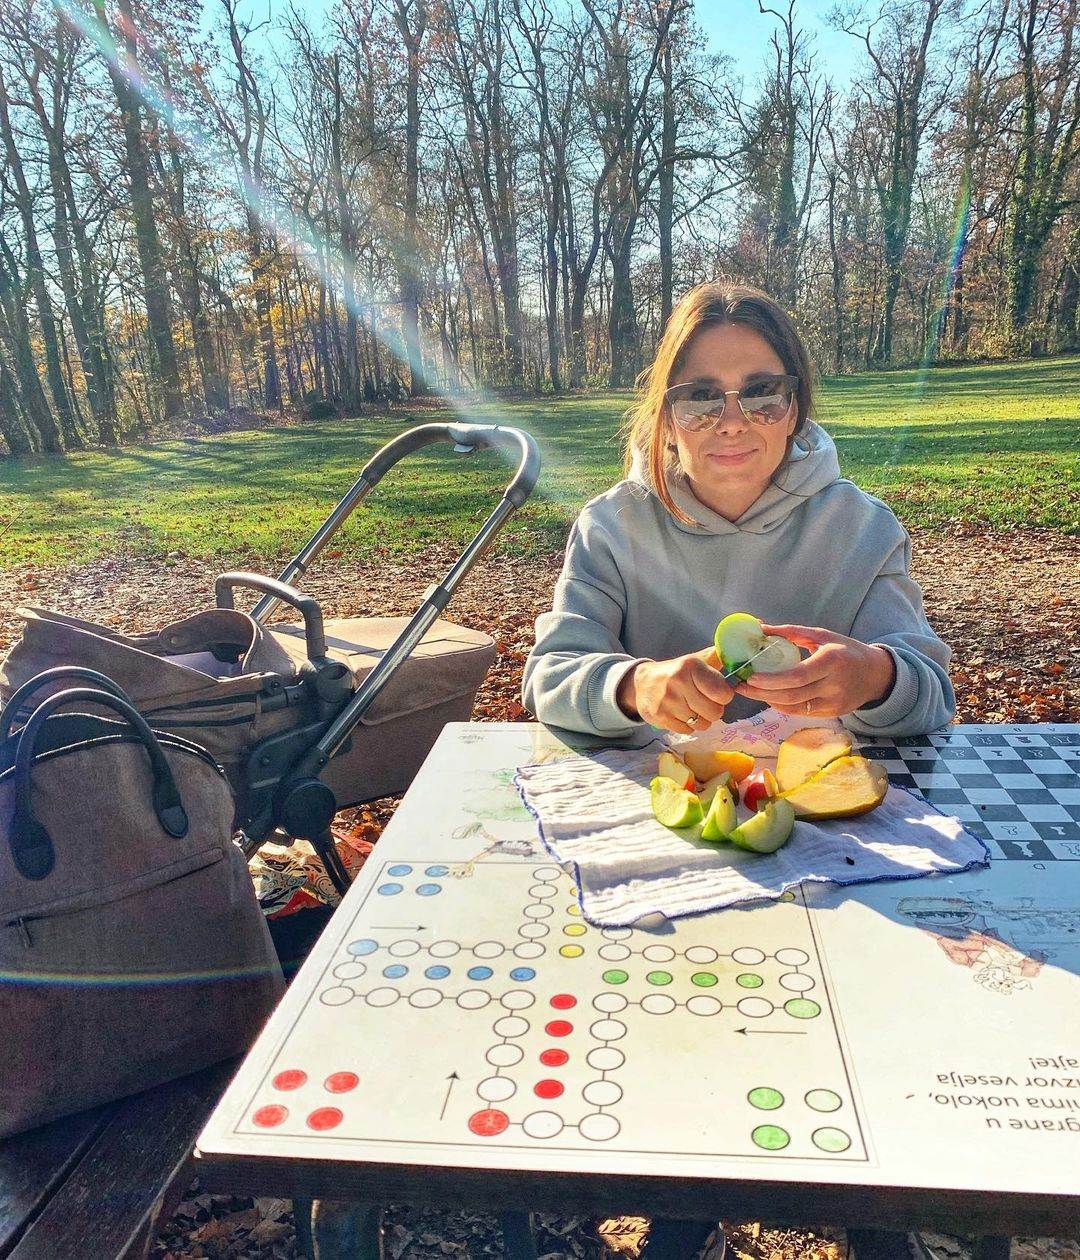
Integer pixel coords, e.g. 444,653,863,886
859,724,1080,863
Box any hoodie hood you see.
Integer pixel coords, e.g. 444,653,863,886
627,419,842,535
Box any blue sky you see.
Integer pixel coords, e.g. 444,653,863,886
210,0,860,93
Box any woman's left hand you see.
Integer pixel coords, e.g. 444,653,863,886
734,623,896,718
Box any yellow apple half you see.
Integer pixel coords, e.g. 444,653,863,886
780,755,888,819
775,727,853,792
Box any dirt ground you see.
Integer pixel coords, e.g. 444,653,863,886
1,528,1076,1260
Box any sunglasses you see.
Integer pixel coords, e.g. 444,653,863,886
665,374,799,429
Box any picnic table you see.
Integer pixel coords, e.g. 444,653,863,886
195,721,1080,1249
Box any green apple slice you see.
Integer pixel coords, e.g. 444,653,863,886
700,784,737,842
715,612,801,679
728,798,796,853
650,777,704,829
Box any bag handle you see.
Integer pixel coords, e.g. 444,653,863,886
10,687,190,881
0,666,130,743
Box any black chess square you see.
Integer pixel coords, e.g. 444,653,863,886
1066,805,1080,822
904,759,945,775
1034,772,1078,789
995,838,1055,861
949,773,1005,789
1014,746,1062,762
1034,821,1080,842
889,773,918,789
1046,733,1080,747
974,805,1027,822
1005,787,1057,805
920,788,973,805
969,734,1009,747
860,746,893,760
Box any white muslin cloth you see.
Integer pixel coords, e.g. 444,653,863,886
513,737,990,927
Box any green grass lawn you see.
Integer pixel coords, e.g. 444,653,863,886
2,356,1077,566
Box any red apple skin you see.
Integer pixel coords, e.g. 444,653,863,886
742,768,778,812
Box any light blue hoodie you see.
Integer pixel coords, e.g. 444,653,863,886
522,421,955,742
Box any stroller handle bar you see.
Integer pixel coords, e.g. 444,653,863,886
249,423,540,624
362,423,540,509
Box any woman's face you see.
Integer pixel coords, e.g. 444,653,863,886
667,322,798,519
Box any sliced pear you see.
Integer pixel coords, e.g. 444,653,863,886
729,798,796,853
698,770,732,807
780,755,888,819
658,750,694,790
775,726,853,792
700,785,737,842
650,776,704,829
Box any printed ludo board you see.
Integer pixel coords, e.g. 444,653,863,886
197,723,1080,1198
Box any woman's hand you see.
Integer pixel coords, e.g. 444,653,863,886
617,648,736,734
734,624,896,718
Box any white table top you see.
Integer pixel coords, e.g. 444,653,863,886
196,722,1080,1231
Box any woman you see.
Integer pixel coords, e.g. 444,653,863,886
523,279,955,742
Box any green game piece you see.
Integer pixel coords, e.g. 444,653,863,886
646,970,673,985
602,969,629,985
812,1126,852,1152
736,973,763,988
751,1124,790,1150
805,1089,842,1113
784,997,821,1019
747,1087,784,1110
691,972,718,987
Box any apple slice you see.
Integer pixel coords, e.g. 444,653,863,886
712,750,756,784
657,750,694,790
698,770,732,807
729,798,796,853
775,727,853,792
700,784,737,842
650,777,704,829
742,767,778,812
781,755,888,819
715,612,801,680
683,746,722,783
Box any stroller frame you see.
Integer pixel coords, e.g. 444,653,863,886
205,421,538,896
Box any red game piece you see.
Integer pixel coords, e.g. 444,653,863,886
324,1071,360,1093
549,994,577,1010
534,1079,564,1099
468,1108,510,1136
272,1069,307,1091
545,1020,573,1037
540,1048,569,1067
253,1104,288,1127
306,1107,344,1131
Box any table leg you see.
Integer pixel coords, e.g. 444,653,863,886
500,1211,537,1260
846,1227,913,1260
299,1199,383,1260
975,1238,1012,1260
639,1217,720,1260
294,1197,315,1259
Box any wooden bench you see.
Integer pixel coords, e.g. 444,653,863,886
0,1063,231,1260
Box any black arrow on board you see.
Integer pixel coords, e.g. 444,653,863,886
735,1027,807,1036
370,925,428,931
440,1072,460,1120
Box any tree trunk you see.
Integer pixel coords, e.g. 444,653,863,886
99,0,183,422
393,1,428,396
658,41,676,333
0,69,80,448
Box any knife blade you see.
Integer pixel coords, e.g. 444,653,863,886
720,643,772,685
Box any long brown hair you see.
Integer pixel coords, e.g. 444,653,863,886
622,279,818,524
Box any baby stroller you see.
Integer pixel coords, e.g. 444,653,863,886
0,423,539,896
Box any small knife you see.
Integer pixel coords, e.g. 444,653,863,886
720,644,772,685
